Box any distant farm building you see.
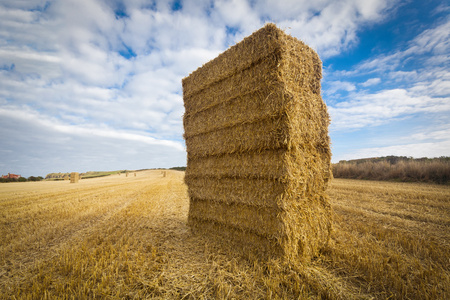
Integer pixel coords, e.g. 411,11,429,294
2,173,21,180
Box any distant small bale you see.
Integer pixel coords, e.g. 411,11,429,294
70,172,79,183
183,23,332,262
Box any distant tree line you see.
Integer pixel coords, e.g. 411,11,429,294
170,166,187,171
332,156,450,184
0,176,44,183
45,172,70,179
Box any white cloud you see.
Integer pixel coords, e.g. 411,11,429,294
361,77,381,87
214,0,259,29
405,123,450,142
326,80,356,94
0,107,184,150
350,17,450,75
329,89,450,130
278,0,395,56
0,47,62,79
405,18,450,57
408,69,450,97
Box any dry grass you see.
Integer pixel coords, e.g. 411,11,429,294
0,171,448,299
326,179,449,299
333,159,450,184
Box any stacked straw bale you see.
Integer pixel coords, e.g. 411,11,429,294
70,172,79,183
182,23,332,262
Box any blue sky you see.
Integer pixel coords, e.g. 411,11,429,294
0,0,449,177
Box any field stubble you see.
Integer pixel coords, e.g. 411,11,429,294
0,171,448,299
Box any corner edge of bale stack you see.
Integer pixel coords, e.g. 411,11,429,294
182,23,332,263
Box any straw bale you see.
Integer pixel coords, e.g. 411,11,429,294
185,91,329,159
186,146,330,202
186,115,289,158
70,172,79,183
189,197,331,261
185,149,287,180
184,177,284,208
183,84,284,138
189,198,283,237
182,23,331,262
189,218,284,258
183,59,281,119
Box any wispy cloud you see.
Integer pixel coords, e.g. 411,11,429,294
0,106,184,149
352,17,450,76
329,89,450,130
327,16,450,129
361,77,381,87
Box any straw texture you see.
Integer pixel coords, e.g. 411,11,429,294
182,23,331,262
70,172,79,183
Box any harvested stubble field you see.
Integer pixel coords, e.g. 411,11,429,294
0,170,448,299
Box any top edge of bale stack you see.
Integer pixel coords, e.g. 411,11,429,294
182,23,332,263
183,23,321,105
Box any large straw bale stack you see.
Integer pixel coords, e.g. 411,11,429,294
182,23,332,262
70,172,79,183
